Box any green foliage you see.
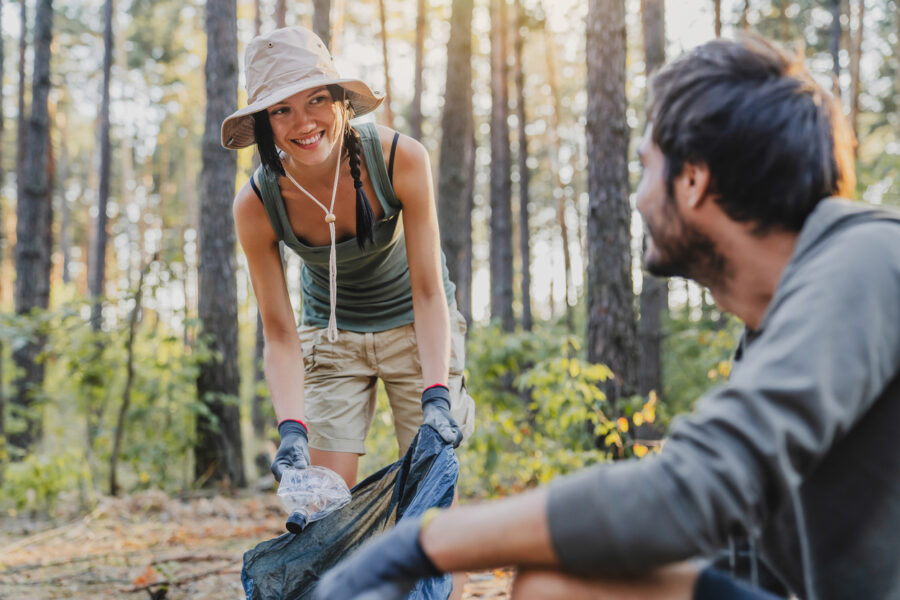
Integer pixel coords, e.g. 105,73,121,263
457,323,638,498
661,312,743,419
2,449,93,514
0,301,215,513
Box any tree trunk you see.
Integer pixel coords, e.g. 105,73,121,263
639,0,666,399
252,311,269,476
59,107,71,284
377,0,394,128
713,0,722,37
0,0,5,457
16,0,26,205
460,128,476,324
255,0,262,33
830,0,842,97
513,0,531,331
90,0,114,332
779,0,789,41
848,0,864,146
585,0,637,407
12,0,54,455
740,0,750,30
490,0,514,331
438,0,474,323
275,0,286,28
196,0,245,489
313,0,331,50
542,12,574,331
410,0,426,140
110,256,152,496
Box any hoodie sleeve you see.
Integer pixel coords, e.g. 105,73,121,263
546,219,900,576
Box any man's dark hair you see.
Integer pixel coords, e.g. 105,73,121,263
648,34,855,232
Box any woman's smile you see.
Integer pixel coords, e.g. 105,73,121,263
292,130,325,150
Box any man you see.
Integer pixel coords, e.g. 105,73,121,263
315,35,900,600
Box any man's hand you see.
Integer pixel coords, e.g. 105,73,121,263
421,385,463,447
271,419,310,482
314,515,441,600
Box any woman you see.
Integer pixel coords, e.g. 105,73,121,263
221,27,474,491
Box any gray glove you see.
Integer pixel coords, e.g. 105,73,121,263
421,385,463,448
314,515,441,600
271,420,310,482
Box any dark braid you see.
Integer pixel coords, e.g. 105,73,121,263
252,110,285,176
345,124,376,249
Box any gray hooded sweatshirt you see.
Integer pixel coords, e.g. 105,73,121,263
547,199,900,599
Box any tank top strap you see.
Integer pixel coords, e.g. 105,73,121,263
254,164,290,243
354,122,401,217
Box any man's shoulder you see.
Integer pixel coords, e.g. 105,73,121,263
796,199,900,265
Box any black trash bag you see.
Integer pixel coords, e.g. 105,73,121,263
241,426,458,600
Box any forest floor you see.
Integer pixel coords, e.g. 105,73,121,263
0,490,512,599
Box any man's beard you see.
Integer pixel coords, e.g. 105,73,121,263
644,201,728,289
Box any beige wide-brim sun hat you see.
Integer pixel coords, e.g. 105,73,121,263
221,27,384,150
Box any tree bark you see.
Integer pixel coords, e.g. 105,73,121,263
12,0,54,455
58,108,71,284
110,256,152,496
410,0,426,140
89,0,114,332
438,0,474,324
490,0,514,331
713,0,722,37
275,0,286,28
313,0,331,50
513,0,531,331
740,0,750,30
0,0,4,456
16,0,26,205
585,0,637,406
830,0,842,97
542,12,574,331
195,0,245,489
779,0,789,41
639,0,666,398
377,0,394,128
848,0,864,146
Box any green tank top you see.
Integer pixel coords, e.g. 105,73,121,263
254,122,456,332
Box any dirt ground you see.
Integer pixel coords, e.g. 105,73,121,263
0,491,512,599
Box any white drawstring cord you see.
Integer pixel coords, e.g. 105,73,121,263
282,129,344,342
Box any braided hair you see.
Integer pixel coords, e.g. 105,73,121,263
251,86,376,249
343,123,375,248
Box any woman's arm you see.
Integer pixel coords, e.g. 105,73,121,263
388,130,451,388
233,181,307,423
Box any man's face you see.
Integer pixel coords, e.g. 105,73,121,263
635,127,724,285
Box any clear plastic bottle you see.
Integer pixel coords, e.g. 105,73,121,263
277,466,352,534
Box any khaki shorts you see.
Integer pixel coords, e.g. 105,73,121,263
298,309,476,456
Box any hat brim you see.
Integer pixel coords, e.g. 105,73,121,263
221,77,384,150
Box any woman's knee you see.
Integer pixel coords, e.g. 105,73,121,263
511,570,580,600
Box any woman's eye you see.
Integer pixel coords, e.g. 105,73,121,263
311,95,328,105
270,107,288,116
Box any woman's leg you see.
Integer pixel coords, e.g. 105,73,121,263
310,448,360,488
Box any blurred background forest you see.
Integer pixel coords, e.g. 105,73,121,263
0,0,898,518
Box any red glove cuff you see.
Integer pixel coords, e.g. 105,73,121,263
423,383,449,393
278,418,308,432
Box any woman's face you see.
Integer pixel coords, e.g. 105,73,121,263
266,86,344,169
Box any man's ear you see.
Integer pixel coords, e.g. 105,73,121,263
675,162,713,209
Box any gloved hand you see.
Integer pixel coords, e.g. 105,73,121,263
314,514,442,600
421,385,463,447
271,419,310,482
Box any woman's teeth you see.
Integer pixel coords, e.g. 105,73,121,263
294,132,323,146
